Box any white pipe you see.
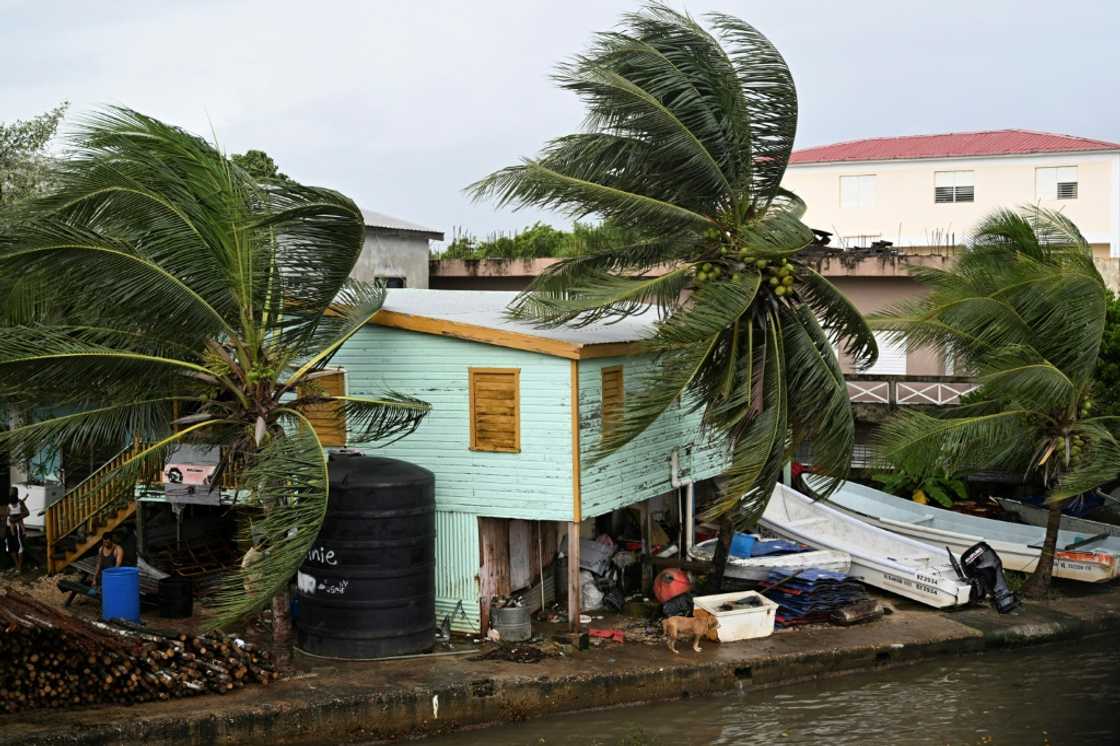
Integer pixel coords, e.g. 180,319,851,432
670,449,698,558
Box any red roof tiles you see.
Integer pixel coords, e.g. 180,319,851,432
789,129,1120,165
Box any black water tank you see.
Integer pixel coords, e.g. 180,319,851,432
295,452,435,658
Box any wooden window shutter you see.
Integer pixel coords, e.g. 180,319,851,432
601,365,624,443
300,369,347,447
469,368,520,453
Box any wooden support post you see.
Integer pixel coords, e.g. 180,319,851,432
640,500,653,593
478,517,511,636
567,521,581,632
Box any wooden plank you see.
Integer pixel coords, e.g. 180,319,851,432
567,521,581,632
509,519,532,590
601,365,624,442
299,368,347,447
478,517,511,634
469,368,520,453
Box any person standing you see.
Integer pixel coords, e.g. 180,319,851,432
5,487,29,575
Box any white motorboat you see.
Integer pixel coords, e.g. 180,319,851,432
692,538,850,581
810,477,1120,583
760,483,974,608
993,497,1120,539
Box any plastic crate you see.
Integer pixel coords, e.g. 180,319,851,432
692,590,778,642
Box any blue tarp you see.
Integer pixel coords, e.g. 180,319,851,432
761,568,868,627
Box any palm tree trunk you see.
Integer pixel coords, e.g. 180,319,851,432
707,516,734,594
1022,501,1062,599
271,589,292,669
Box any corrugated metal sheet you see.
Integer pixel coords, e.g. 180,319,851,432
789,129,1120,165
360,208,444,239
376,289,658,348
435,510,481,633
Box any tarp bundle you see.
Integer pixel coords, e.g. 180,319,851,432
759,568,869,628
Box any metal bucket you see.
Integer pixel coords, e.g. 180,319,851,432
491,605,532,642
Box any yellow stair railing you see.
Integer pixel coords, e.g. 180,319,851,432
44,441,152,574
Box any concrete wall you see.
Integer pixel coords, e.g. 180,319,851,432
351,228,432,288
783,152,1120,256
828,276,943,376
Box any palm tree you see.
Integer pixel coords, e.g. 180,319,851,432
0,109,430,654
871,206,1120,597
470,5,876,526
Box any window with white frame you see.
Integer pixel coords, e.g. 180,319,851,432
859,332,908,376
840,174,876,208
1036,166,1078,200
934,171,974,203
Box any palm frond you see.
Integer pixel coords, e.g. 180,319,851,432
1050,432,1120,501
701,317,786,523
204,417,329,629
331,394,431,446
0,398,184,462
284,280,387,385
782,305,854,489
468,160,713,235
875,409,1038,478
508,267,692,328
798,267,877,368
976,346,1076,412
595,335,720,459
706,11,798,210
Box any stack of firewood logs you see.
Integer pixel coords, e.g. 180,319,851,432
0,588,277,713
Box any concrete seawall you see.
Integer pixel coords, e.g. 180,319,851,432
4,586,1118,745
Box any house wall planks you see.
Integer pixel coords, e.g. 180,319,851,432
576,355,729,519
333,327,573,521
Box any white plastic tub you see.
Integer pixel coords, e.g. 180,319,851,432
692,591,778,642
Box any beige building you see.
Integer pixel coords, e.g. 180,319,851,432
782,129,1120,377
783,129,1120,257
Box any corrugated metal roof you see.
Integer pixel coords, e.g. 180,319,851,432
377,289,657,347
789,129,1120,165
360,208,444,239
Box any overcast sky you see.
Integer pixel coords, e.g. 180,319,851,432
3,0,1118,245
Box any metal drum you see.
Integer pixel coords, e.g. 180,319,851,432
295,452,435,658
491,605,532,642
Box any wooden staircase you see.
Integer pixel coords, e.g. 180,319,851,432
45,443,149,574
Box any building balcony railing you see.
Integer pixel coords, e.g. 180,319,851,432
844,374,978,407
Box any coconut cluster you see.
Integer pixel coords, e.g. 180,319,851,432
693,252,799,298
689,229,797,293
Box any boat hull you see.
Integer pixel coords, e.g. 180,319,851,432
862,516,1117,583
994,498,1120,539
809,477,1120,584
761,484,973,609
692,539,850,581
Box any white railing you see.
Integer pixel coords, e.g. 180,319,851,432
845,374,977,407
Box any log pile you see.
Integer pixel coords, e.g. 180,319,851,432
0,588,277,713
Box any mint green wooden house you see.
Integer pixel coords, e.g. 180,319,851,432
331,290,727,632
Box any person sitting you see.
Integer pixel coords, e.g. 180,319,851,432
92,531,126,588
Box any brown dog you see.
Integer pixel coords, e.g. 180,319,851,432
662,614,718,654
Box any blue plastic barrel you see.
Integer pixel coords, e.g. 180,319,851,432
101,567,141,622
730,533,757,558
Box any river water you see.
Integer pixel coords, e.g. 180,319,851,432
418,635,1119,745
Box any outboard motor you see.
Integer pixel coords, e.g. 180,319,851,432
953,542,1019,614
